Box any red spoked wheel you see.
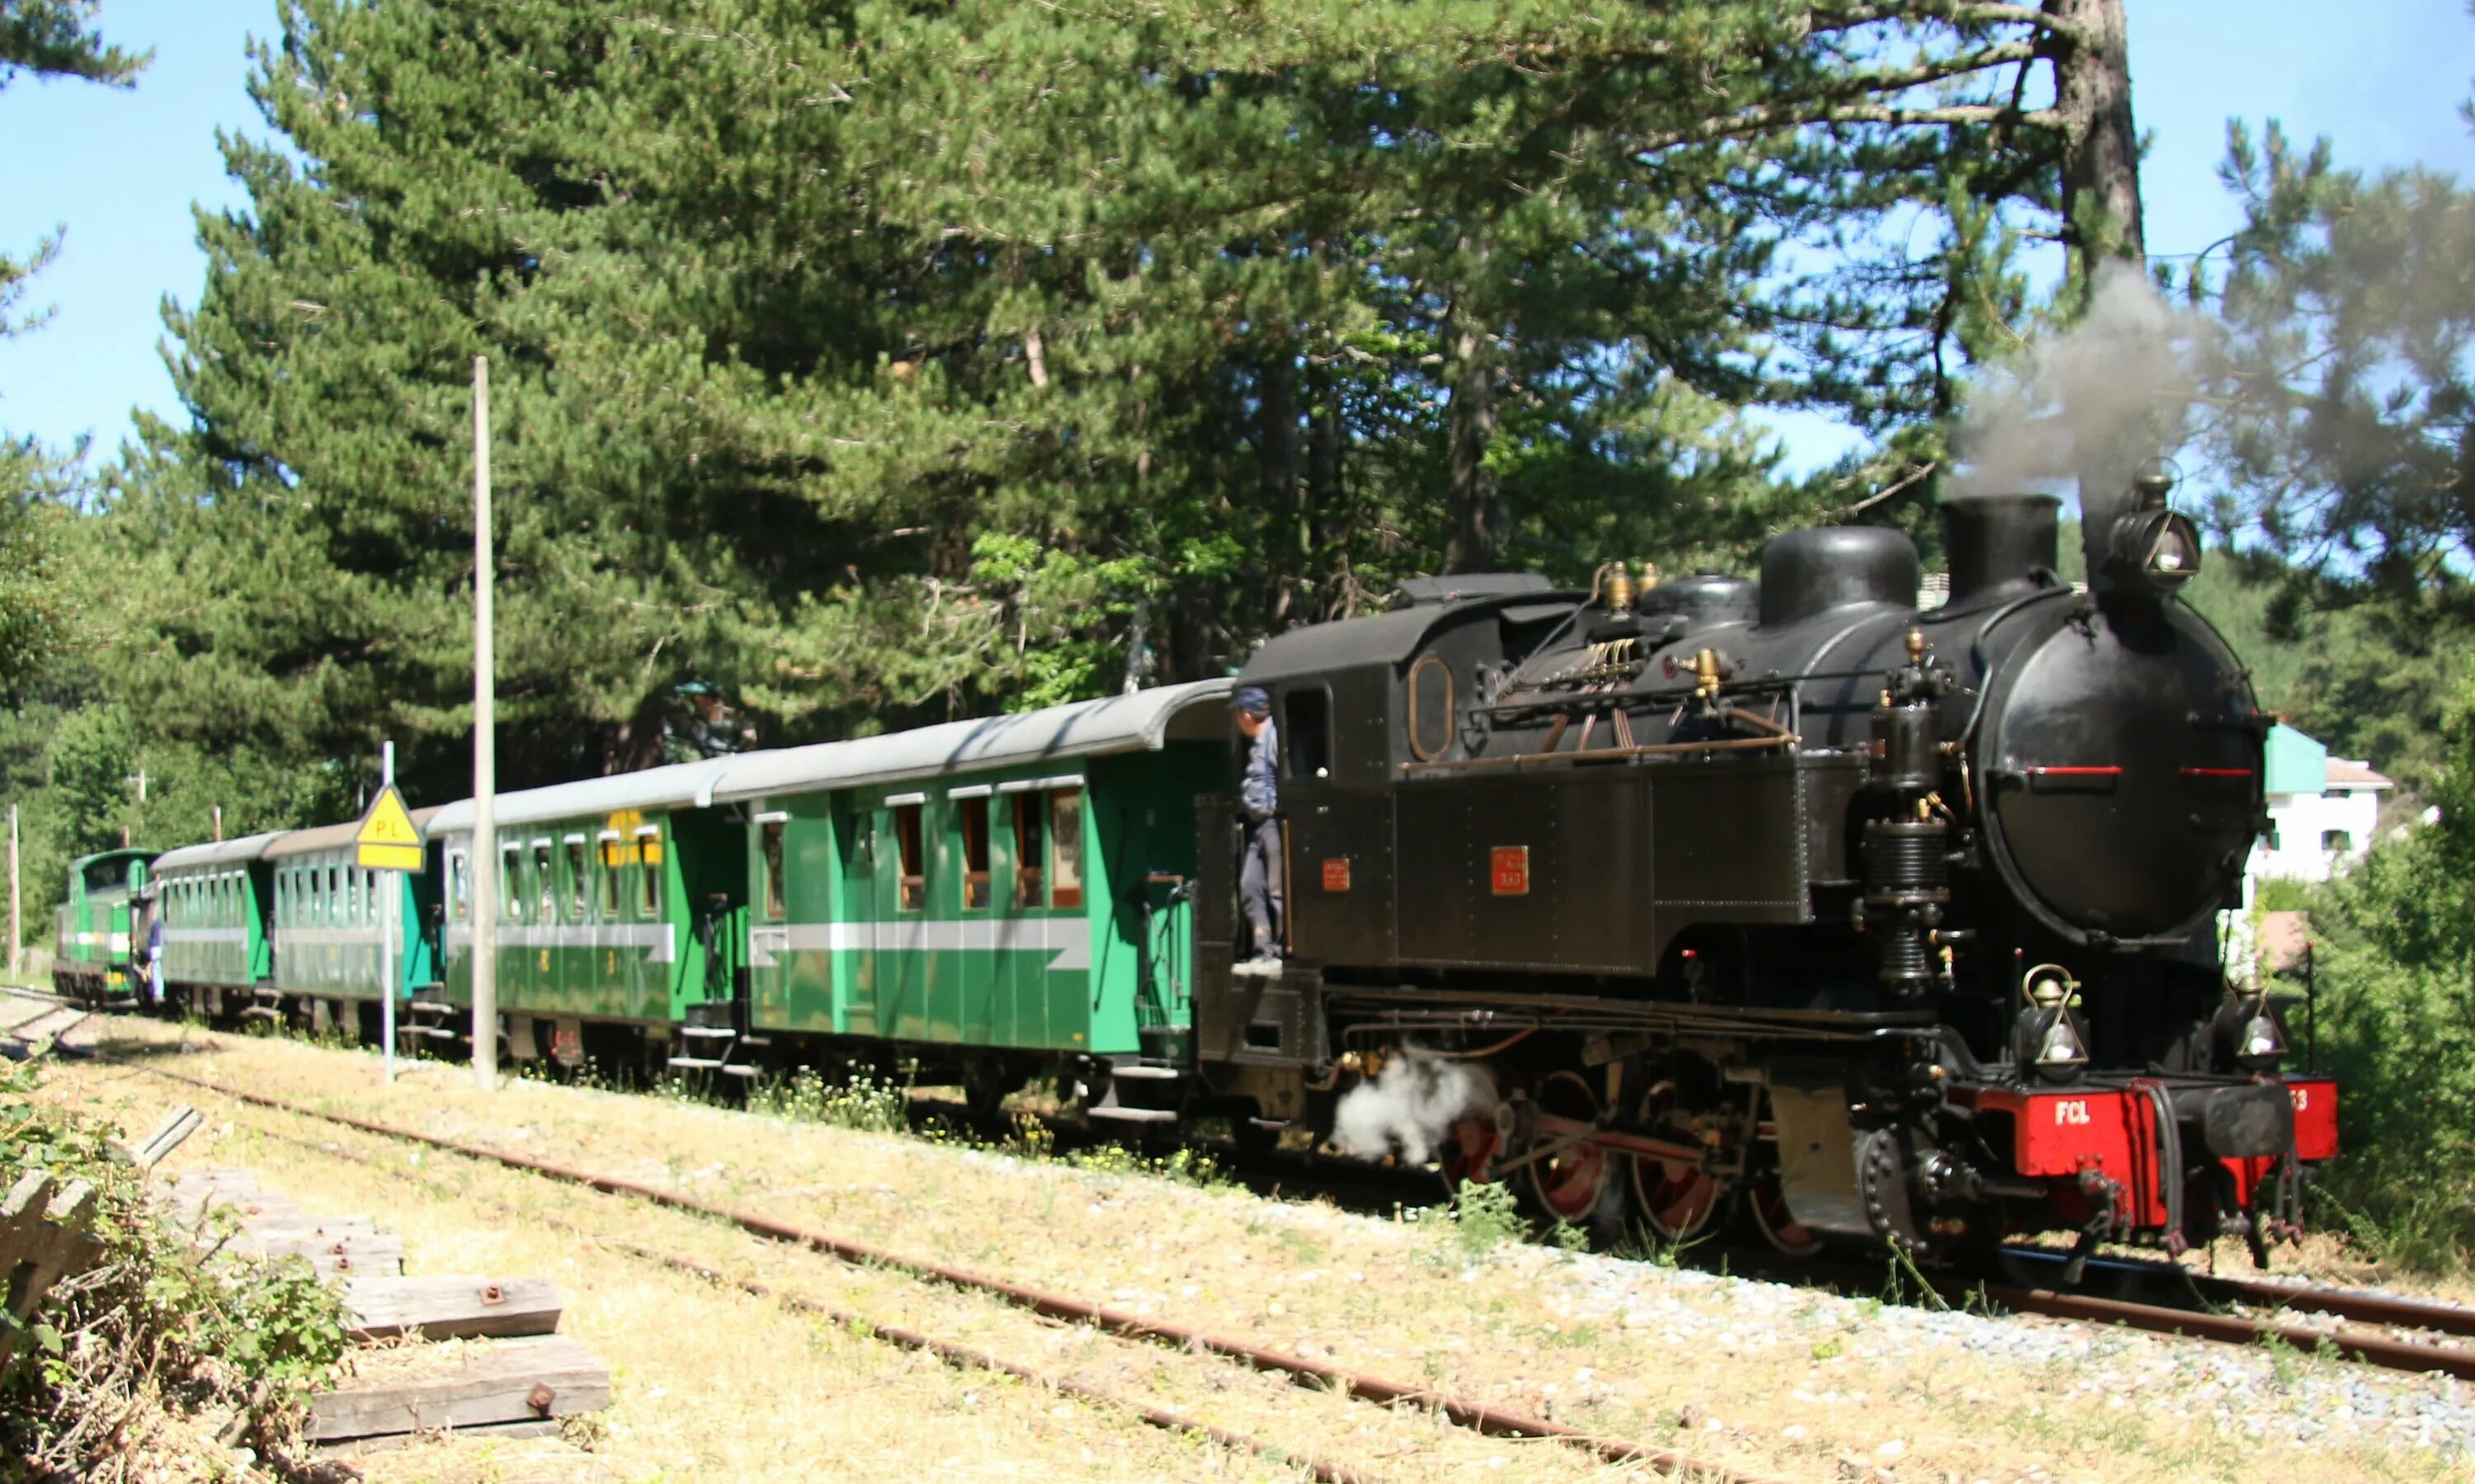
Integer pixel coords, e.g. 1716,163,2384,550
1746,1169,1823,1258
1625,1081,1728,1243
1522,1071,1613,1224
1439,1113,1502,1193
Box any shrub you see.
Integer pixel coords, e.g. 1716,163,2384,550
0,1060,347,1481
2279,668,2475,1272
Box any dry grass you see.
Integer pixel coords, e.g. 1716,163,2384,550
53,1050,1700,1484
52,1017,2475,1484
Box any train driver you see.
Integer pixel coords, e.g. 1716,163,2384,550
1232,686,1283,964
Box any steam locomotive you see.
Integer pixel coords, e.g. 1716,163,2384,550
1186,478,2333,1270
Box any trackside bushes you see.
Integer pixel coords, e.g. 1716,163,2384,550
2278,671,2475,1273
0,1059,348,1475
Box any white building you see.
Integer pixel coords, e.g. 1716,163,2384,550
2244,724,2392,896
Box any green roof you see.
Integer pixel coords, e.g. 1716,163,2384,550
2264,723,2326,797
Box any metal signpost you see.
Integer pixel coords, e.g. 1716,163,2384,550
352,745,424,1085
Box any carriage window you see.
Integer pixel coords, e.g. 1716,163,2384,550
1407,655,1454,762
1013,794,1045,908
761,819,787,921
565,840,588,918
959,798,991,910
1284,687,1332,780
497,846,520,920
327,866,341,921
894,803,926,912
1049,790,1083,910
640,834,664,917
533,844,555,921
599,840,621,915
450,851,469,921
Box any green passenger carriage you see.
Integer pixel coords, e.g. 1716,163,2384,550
153,833,281,1009
426,758,746,1066
701,681,1231,1104
52,847,157,1003
266,811,444,1030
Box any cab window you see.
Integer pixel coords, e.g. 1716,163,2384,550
1284,686,1332,780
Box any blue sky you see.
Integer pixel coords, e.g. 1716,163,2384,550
2,2,2473,471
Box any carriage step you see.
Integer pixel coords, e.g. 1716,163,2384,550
677,1025,738,1039
398,1025,458,1040
1086,1107,1178,1124
1109,1066,1181,1081
741,1035,773,1048
719,1065,759,1078
666,1057,727,1071
239,1006,284,1021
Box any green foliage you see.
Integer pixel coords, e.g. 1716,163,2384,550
0,1060,346,1475
743,1069,909,1135
100,0,2129,813
1439,1179,1525,1262
0,1,147,90
2278,667,2475,1271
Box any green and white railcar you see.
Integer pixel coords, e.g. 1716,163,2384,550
427,761,745,1064
706,681,1231,1099
153,832,281,1011
52,848,157,1003
266,813,444,1015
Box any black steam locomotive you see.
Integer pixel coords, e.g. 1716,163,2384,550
1186,478,2333,1269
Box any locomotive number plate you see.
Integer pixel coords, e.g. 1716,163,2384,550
1490,846,1530,897
1322,858,1352,893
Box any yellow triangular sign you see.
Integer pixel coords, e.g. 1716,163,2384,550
355,786,425,872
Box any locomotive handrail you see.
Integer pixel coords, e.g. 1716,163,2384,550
1398,732,1797,774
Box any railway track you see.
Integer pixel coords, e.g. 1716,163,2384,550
40,993,2475,1401
122,1057,1780,1484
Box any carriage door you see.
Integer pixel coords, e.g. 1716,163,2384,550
749,811,792,1026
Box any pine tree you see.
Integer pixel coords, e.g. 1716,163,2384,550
128,0,2160,807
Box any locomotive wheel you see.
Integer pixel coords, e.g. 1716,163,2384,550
1521,1071,1613,1225
1746,1171,1823,1259
1624,1081,1727,1243
1439,1113,1502,1192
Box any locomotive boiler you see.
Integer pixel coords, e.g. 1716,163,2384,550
1190,477,2335,1268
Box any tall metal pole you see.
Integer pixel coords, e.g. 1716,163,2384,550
381,740,398,1086
8,804,18,981
471,355,498,1091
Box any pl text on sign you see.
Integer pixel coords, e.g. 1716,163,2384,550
355,786,426,873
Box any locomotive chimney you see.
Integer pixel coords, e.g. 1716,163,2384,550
1941,494,2060,611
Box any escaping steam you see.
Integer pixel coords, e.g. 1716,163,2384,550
1948,264,2214,509
1332,1050,1498,1166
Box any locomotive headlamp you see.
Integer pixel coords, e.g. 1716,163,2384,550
2105,506,2203,593
2239,1001,2288,1063
2034,1012,2088,1068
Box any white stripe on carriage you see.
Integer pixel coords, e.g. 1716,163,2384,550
276,927,388,946
442,922,677,963
747,918,1090,973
